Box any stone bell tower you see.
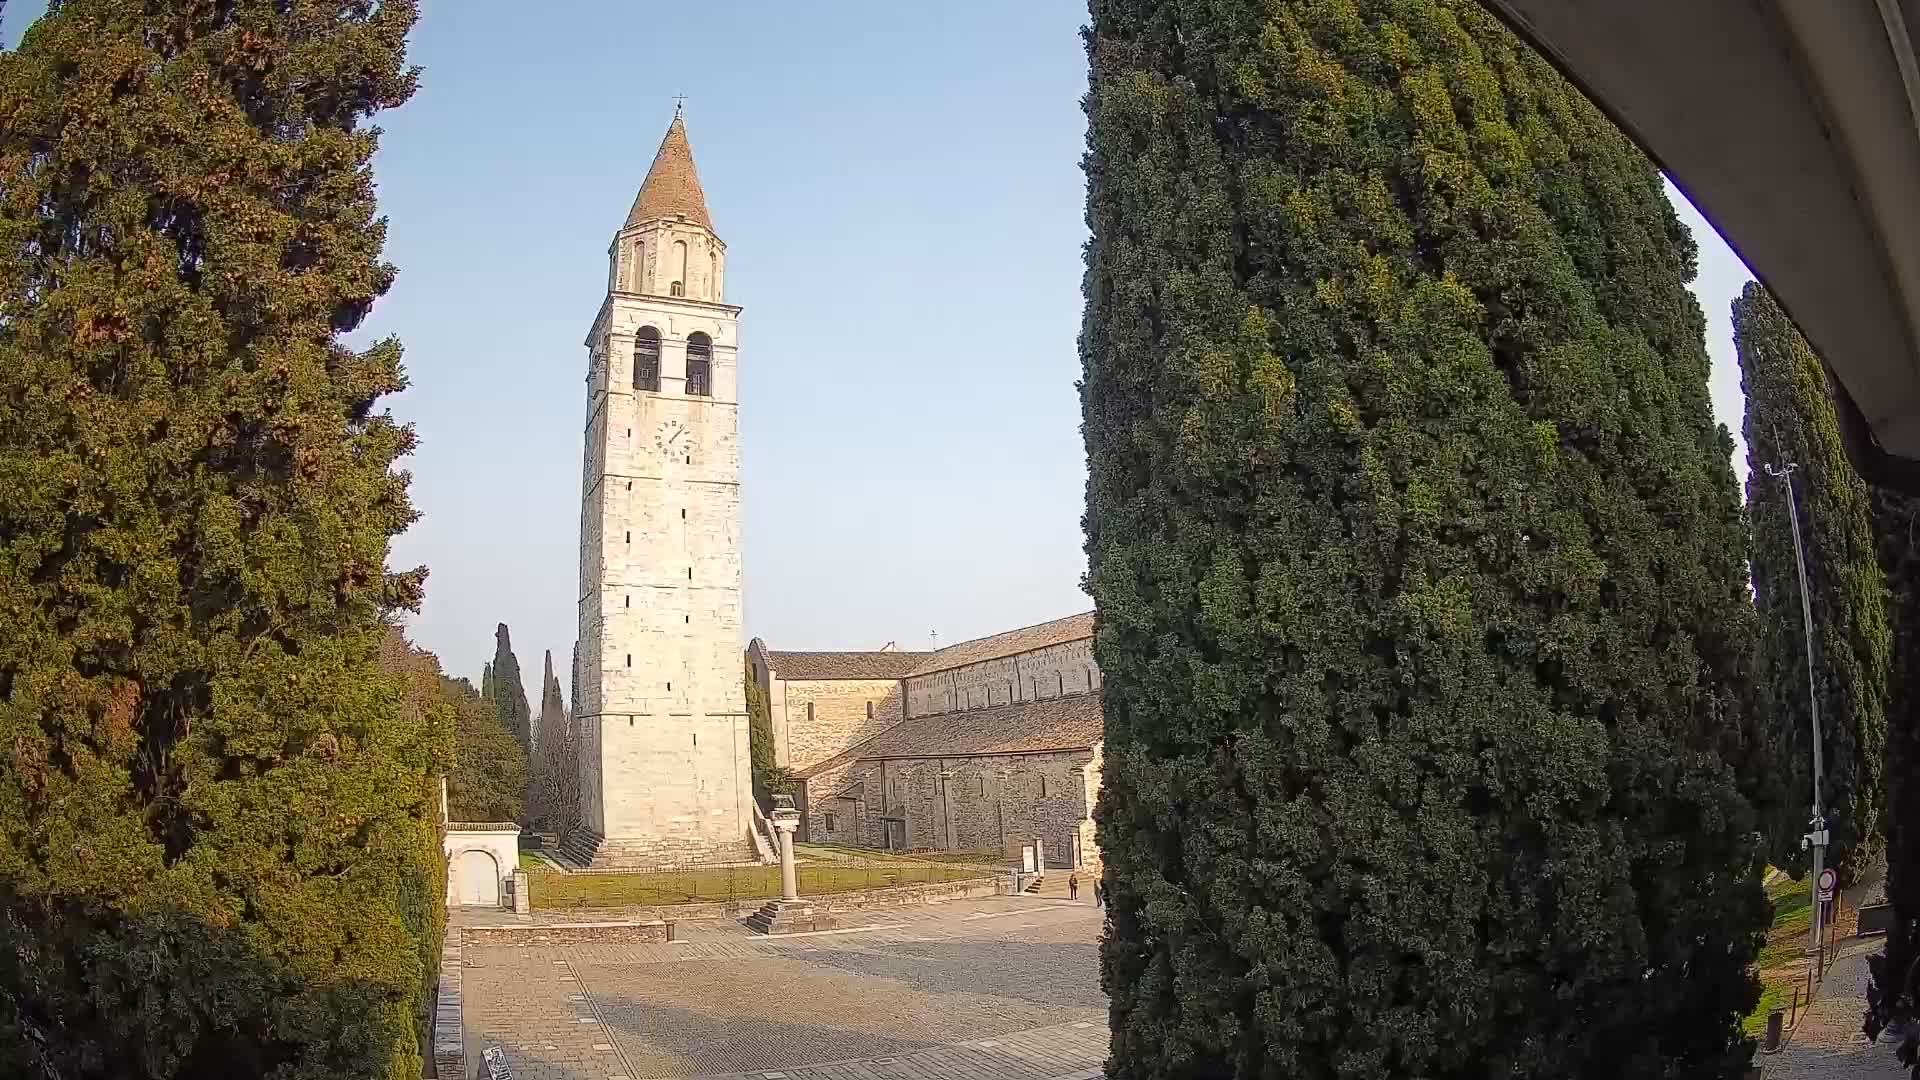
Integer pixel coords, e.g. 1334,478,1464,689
564,111,753,868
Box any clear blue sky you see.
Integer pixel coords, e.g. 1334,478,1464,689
5,1,1756,695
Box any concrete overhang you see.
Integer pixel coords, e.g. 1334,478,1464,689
1478,1,1920,486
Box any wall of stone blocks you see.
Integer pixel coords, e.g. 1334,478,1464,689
613,220,726,304
904,637,1102,718
815,749,1099,869
772,678,905,774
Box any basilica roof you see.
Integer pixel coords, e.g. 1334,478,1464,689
764,650,930,681
798,692,1102,776
625,114,713,232
909,611,1095,677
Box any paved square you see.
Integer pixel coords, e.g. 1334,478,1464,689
463,898,1108,1079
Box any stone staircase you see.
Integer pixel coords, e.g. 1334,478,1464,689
747,803,780,866
1023,873,1046,894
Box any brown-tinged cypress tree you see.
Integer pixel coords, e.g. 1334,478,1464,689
0,3,446,1076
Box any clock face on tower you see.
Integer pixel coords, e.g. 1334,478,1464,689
653,419,686,457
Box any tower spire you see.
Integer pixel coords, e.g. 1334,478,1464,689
625,113,712,232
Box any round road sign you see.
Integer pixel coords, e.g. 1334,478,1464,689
1817,867,1838,900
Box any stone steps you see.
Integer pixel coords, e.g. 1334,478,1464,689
743,898,838,935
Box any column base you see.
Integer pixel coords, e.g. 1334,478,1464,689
743,898,837,936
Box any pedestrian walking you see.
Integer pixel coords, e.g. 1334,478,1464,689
1093,880,1103,907
1069,872,1080,900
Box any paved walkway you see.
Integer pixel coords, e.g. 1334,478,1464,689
1761,935,1905,1079
462,895,1109,1080
1762,860,1904,1079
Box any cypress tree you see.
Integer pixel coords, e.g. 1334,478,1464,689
746,658,776,804
529,650,576,833
489,622,532,753
1736,282,1890,880
482,661,495,704
0,2,445,1076
1081,2,1769,1075
1867,488,1920,1061
443,657,526,825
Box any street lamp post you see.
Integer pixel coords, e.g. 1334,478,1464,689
1764,459,1829,970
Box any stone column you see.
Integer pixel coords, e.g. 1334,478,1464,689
773,806,801,901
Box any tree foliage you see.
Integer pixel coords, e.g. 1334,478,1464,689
0,3,442,1074
489,623,532,753
434,646,524,826
1080,1,1771,1075
747,658,777,805
1867,489,1920,1070
1736,282,1890,879
527,650,577,835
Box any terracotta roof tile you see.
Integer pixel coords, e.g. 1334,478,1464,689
765,650,930,681
911,611,1095,676
797,694,1102,777
625,115,713,232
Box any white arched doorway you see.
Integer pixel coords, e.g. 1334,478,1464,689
453,849,501,907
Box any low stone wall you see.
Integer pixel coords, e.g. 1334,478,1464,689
531,876,998,921
432,933,463,1080
463,920,675,946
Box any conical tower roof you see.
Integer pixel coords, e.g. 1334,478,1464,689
624,115,713,232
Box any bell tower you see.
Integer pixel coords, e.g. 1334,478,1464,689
566,112,753,868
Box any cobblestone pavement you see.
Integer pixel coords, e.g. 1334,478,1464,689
463,897,1108,1080
1762,935,1908,1080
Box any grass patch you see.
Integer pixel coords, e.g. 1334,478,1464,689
1742,872,1818,1033
530,860,985,910
518,850,547,871
1744,979,1789,1035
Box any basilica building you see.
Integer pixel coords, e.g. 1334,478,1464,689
749,611,1104,875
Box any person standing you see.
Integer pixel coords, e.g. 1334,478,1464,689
1069,872,1080,900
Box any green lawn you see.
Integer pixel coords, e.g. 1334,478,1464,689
529,859,986,910
518,850,547,871
1743,873,1816,1034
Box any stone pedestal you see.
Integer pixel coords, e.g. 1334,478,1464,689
744,897,838,935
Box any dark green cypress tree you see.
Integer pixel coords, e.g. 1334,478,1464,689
0,2,446,1076
490,622,532,753
1736,282,1890,881
746,658,776,804
1867,488,1920,1064
482,661,495,704
1081,1,1769,1075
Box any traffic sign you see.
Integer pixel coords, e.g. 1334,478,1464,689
1817,867,1837,902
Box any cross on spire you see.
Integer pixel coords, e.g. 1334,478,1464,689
673,92,687,117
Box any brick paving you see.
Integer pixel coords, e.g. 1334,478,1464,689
1760,935,1906,1079
463,896,1108,1080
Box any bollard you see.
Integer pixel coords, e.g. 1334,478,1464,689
1762,1006,1785,1053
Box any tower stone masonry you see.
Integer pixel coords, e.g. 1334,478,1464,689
563,113,754,868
